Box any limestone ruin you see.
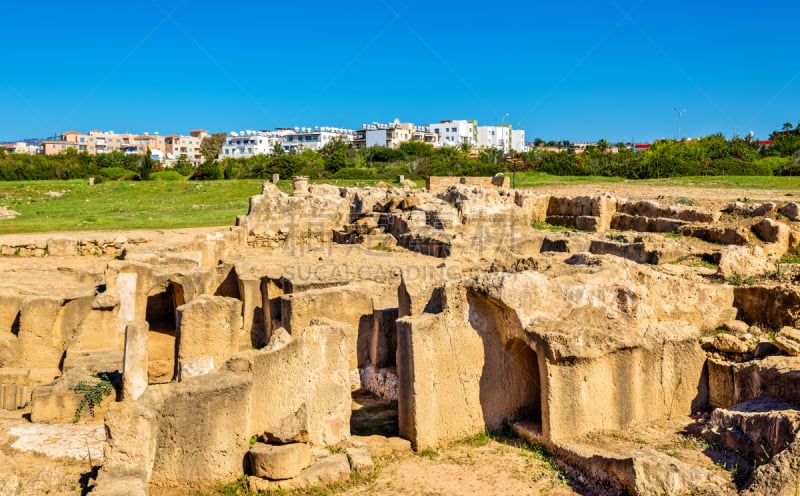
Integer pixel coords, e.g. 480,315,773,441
1,178,800,495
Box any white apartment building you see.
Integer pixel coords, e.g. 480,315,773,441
429,120,477,147
2,142,39,154
353,120,415,149
220,130,287,159
511,129,527,152
282,127,354,152
477,125,512,153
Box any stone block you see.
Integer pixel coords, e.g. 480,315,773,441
775,326,800,356
400,196,420,210
280,282,386,369
46,237,78,256
243,320,353,447
752,217,789,244
294,453,350,487
102,400,159,482
147,369,253,486
0,384,30,410
17,296,64,369
176,295,243,380
346,447,374,476
712,333,751,354
716,245,773,278
122,321,149,401
370,307,398,368
249,442,311,480
779,202,800,221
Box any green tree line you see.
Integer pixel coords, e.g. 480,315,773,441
2,124,799,182
521,130,800,178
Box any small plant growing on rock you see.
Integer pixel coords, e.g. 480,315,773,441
71,373,114,422
727,273,743,285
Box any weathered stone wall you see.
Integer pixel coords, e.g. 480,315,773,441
396,261,737,448
175,295,243,380
707,355,800,409
543,338,707,441
147,369,253,487
239,321,353,447
546,194,618,232
94,320,353,490
0,237,131,258
237,183,350,245
280,281,394,368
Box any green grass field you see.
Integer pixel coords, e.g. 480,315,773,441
0,179,266,234
512,171,800,190
0,174,797,234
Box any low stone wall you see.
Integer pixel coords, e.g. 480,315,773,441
0,237,133,258
425,176,509,193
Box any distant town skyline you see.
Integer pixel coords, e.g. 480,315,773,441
1,1,799,143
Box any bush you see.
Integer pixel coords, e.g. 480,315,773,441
193,160,223,180
375,164,419,181
151,170,185,181
332,167,376,179
172,156,196,176
99,167,137,180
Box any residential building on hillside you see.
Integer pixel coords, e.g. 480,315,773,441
220,130,288,159
40,129,202,161
430,120,477,147
477,125,511,153
60,130,138,154
282,127,354,152
412,125,438,144
128,134,165,161
352,120,414,149
165,130,206,163
2,142,39,154
511,129,527,152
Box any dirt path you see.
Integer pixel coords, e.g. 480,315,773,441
342,439,582,496
337,392,582,496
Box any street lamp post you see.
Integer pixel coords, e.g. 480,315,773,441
673,107,686,140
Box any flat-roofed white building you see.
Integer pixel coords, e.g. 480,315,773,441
220,130,286,159
282,127,354,152
477,125,512,153
353,120,415,149
511,129,527,152
429,120,477,147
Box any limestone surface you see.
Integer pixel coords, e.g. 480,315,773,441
1,182,800,495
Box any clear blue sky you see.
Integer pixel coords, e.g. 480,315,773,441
2,0,799,143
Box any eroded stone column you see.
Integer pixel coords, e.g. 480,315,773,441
123,321,149,401
292,176,310,197
117,272,138,334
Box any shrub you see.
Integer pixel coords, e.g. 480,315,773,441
194,160,224,180
99,167,136,180
71,374,114,422
151,170,185,181
172,156,196,176
333,167,376,179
